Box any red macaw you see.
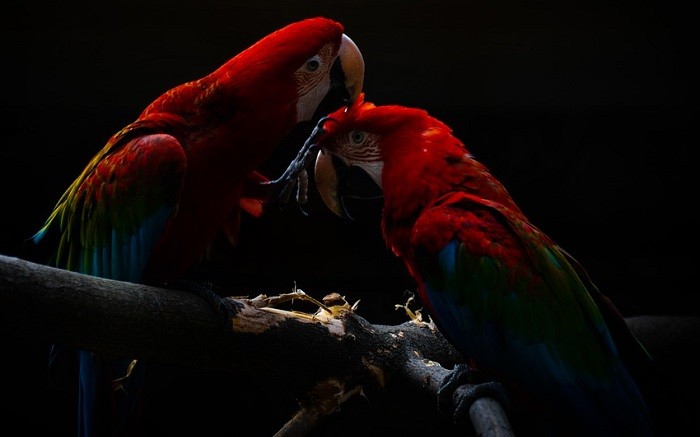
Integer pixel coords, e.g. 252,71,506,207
27,17,364,437
301,94,657,436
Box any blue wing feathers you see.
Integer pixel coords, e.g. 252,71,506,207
78,351,98,437
111,230,122,279
29,133,186,437
415,199,653,436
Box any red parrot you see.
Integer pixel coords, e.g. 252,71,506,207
300,94,661,435
26,17,364,437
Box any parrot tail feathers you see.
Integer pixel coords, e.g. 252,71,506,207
78,352,146,437
78,351,107,437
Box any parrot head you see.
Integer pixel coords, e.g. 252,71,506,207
218,17,365,124
311,93,468,218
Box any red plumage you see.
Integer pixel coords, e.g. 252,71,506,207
309,94,659,435
30,17,364,437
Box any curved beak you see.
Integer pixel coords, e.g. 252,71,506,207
338,34,365,103
309,35,364,124
314,149,348,218
314,147,383,219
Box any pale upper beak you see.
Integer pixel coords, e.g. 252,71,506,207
338,34,364,103
311,35,363,218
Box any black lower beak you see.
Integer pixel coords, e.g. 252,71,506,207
314,150,383,220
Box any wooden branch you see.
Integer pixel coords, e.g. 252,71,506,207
0,254,507,436
4,254,697,436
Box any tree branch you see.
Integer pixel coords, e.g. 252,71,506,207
0,254,510,436
3,254,698,436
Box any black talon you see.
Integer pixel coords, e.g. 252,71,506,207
165,280,242,330
264,116,337,209
438,363,511,426
453,381,511,425
438,363,479,413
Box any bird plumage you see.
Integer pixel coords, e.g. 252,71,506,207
311,94,655,436
28,17,364,437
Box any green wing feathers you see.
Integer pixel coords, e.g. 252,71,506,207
32,132,186,282
413,193,619,373
411,192,651,434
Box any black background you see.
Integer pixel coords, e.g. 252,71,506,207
1,1,696,435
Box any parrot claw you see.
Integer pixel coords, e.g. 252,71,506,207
264,159,315,211
266,116,335,209
438,363,511,425
166,280,242,332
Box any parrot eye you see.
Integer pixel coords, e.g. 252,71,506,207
350,131,366,144
305,56,321,72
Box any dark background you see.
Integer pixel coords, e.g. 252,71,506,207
1,1,696,435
